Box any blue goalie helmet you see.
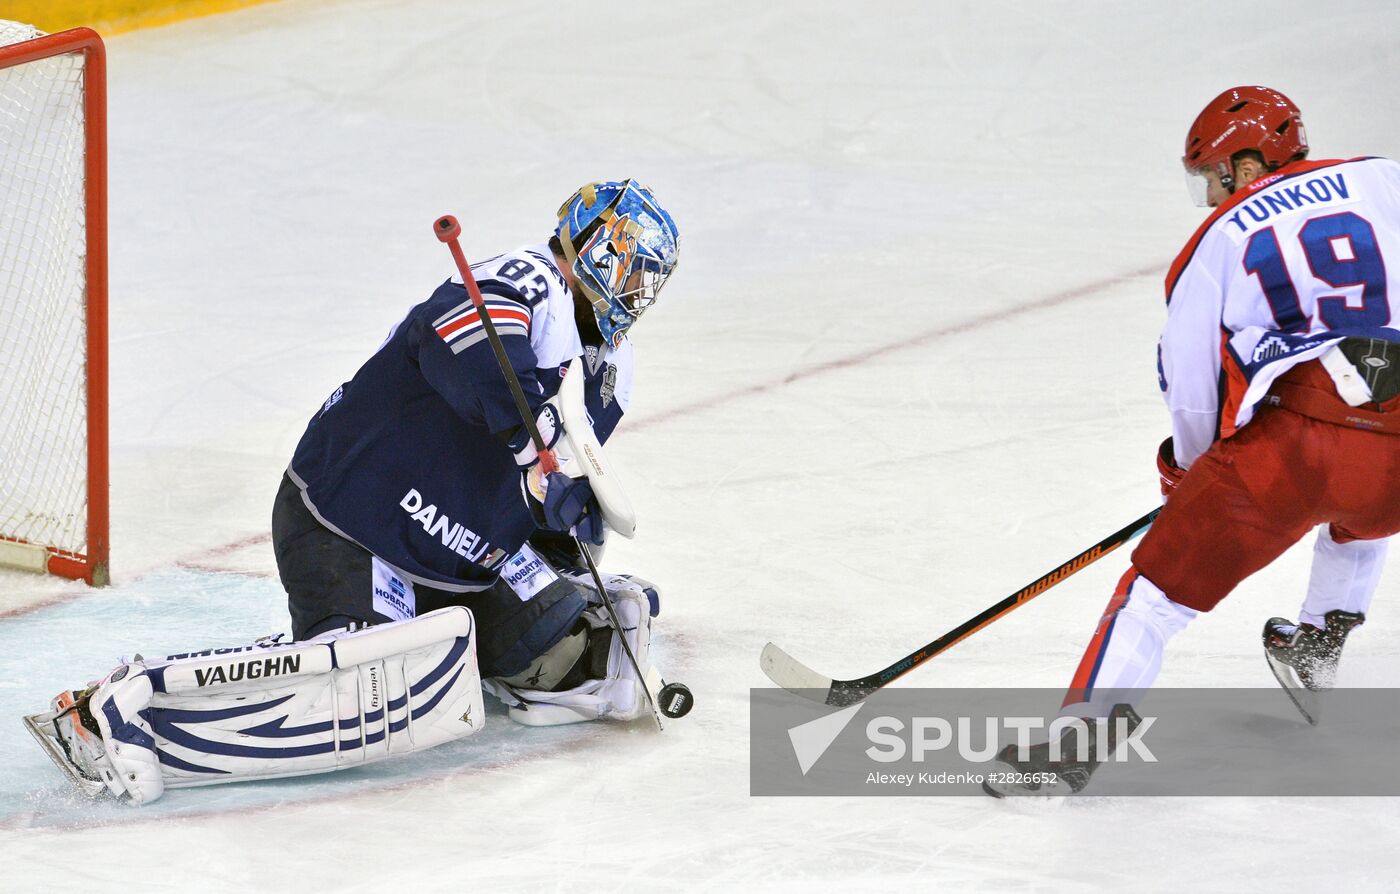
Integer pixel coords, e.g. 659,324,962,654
555,179,679,347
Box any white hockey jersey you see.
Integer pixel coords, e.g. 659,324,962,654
1160,157,1400,466
449,245,635,410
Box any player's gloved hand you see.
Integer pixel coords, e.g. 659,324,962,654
1157,437,1186,497
525,469,604,546
506,400,602,545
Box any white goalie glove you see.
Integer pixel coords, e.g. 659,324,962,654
24,607,484,805
484,573,660,726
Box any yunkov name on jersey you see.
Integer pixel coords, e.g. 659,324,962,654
1160,157,1400,466
288,244,635,592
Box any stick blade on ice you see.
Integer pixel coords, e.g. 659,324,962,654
759,642,834,698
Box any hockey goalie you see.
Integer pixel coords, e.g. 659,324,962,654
24,180,689,803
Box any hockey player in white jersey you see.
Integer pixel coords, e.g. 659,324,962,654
24,181,684,804
988,87,1400,796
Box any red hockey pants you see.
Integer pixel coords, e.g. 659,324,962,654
1132,361,1400,612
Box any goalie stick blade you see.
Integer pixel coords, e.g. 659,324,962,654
22,710,109,798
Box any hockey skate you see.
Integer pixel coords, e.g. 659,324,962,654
1263,610,1364,725
23,686,114,798
982,703,1143,798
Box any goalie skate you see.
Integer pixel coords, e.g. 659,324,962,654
23,687,114,798
1263,610,1364,725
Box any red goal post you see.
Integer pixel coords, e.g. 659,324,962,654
0,22,109,586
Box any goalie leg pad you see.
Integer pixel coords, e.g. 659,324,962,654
29,607,484,805
560,568,662,618
485,579,655,726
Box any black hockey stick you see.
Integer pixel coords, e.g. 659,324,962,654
760,507,1162,706
433,216,671,728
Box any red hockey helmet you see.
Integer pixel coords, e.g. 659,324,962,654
1182,86,1307,205
1183,86,1308,173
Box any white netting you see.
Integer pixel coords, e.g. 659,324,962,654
0,20,91,560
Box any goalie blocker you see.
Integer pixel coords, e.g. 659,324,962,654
24,607,483,805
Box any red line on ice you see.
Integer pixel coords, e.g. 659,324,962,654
627,263,1162,431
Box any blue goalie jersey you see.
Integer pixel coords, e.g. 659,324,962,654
288,244,634,592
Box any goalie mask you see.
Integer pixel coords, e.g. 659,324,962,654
555,180,680,347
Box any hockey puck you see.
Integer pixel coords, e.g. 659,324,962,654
657,682,694,718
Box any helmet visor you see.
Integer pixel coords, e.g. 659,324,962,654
1184,166,1211,207
1182,158,1234,208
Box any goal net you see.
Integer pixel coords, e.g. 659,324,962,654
0,20,109,585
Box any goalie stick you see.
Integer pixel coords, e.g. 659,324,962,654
433,216,678,728
760,507,1162,706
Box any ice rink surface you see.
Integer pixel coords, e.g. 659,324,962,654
4,1,1400,890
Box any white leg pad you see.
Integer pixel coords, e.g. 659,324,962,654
485,583,653,726
75,607,483,804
